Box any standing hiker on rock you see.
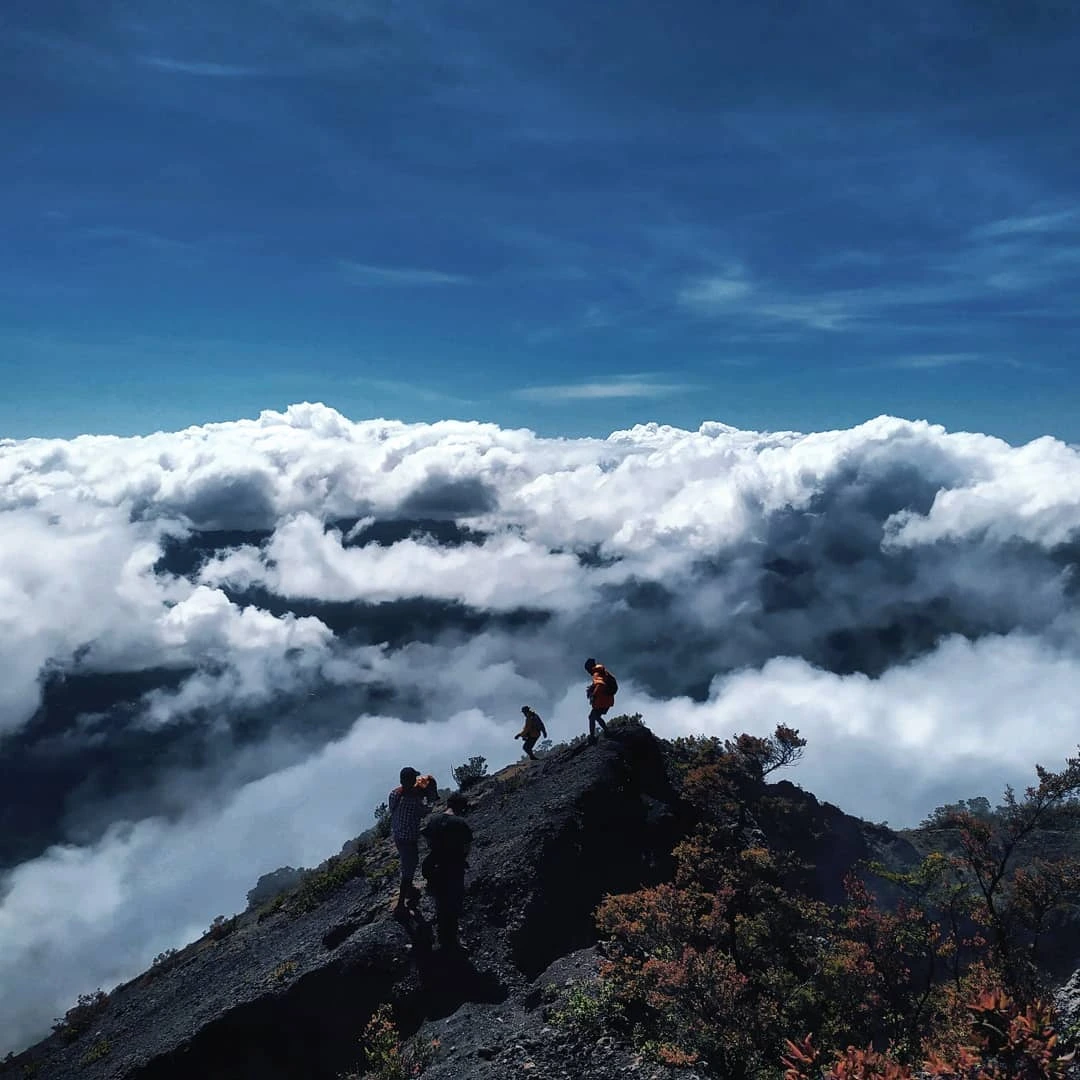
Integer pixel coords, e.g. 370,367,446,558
584,657,618,743
515,705,548,760
388,766,439,913
422,791,473,952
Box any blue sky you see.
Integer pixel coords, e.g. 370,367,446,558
2,0,1079,443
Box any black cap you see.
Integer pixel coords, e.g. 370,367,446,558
400,766,419,786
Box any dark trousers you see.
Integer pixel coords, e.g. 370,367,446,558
395,837,420,898
427,866,466,947
522,734,539,758
589,707,608,738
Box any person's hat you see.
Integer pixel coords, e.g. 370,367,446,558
399,766,420,785
521,705,530,714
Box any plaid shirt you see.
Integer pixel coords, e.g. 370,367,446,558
388,787,427,842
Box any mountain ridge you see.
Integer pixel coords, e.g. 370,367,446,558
4,717,1058,1079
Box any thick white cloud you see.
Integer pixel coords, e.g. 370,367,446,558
199,513,593,611
0,499,333,735
0,707,518,1052
886,434,1080,549
2,403,1080,1054
0,503,183,734
636,629,1080,826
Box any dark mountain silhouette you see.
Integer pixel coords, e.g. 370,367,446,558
3,719,955,1080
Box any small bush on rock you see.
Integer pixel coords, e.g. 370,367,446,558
349,1004,439,1080
551,979,621,1040
52,990,109,1043
452,756,488,791
293,853,365,913
205,914,238,941
78,1038,110,1067
268,960,298,984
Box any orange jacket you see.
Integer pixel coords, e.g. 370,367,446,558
392,774,438,799
588,664,616,713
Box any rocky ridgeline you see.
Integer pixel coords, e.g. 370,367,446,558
1,721,1021,1080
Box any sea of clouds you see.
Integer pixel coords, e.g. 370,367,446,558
1,402,1079,1051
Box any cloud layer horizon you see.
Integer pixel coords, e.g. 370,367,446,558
2,402,1078,1052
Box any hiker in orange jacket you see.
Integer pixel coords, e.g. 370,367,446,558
515,705,548,760
584,657,617,743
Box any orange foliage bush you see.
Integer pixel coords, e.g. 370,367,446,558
590,730,1080,1078
782,988,1072,1080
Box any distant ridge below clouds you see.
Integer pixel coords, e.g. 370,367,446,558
1,402,1080,1054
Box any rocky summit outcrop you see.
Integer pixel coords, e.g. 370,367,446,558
4,723,924,1080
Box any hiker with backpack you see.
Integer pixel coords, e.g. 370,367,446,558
421,791,473,952
515,705,548,760
584,657,618,743
388,766,439,913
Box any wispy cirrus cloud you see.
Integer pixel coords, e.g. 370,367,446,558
352,375,474,406
880,352,1052,374
678,209,1080,337
885,352,985,370
971,208,1080,240
678,275,753,308
678,269,856,331
514,374,699,402
139,56,260,78
339,261,471,287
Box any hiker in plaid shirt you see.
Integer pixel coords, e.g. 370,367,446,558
388,766,438,912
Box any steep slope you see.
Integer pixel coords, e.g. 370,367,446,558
3,723,923,1080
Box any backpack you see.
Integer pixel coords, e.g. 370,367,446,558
603,669,618,695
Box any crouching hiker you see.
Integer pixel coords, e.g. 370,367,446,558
422,792,473,952
515,705,547,760
584,657,618,743
388,766,439,913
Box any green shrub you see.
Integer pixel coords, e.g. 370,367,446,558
606,712,645,731
368,859,398,884
52,990,109,1043
78,1038,110,1067
205,914,238,941
374,802,392,838
452,756,488,791
352,1004,438,1080
550,979,620,1040
292,853,365,914
917,795,995,830
151,948,178,967
257,893,286,921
